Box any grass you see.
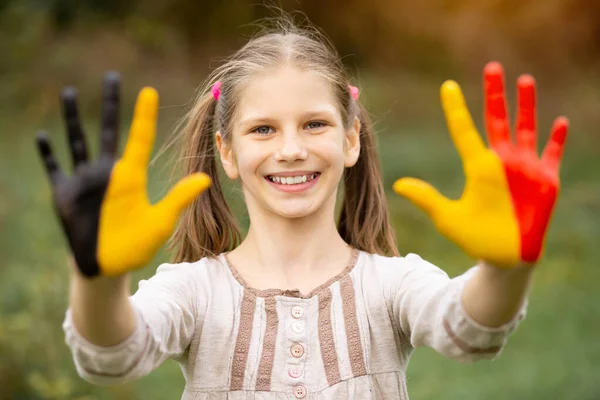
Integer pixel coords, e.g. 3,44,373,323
0,94,598,399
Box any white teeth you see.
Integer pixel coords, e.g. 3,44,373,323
268,173,318,185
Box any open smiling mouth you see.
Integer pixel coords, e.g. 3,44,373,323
265,172,321,185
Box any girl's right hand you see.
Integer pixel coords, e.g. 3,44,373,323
36,73,211,278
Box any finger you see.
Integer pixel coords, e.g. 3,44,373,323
516,74,537,154
393,177,450,218
35,132,65,185
100,71,121,157
441,80,487,161
484,61,511,149
121,87,159,167
61,87,89,168
155,173,211,216
541,116,569,176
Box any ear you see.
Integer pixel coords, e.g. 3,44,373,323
344,116,361,167
216,131,239,179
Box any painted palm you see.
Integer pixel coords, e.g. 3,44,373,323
394,62,568,268
37,74,211,277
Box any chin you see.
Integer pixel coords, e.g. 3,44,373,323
266,189,338,221
268,201,321,220
273,207,316,220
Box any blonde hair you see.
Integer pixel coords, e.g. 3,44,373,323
170,18,399,262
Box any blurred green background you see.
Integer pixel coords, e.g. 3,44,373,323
1,0,600,399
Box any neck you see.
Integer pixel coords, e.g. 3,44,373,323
234,194,352,280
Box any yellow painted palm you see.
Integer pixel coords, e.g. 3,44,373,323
97,88,210,276
393,80,521,268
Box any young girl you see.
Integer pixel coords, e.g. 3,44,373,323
37,21,568,399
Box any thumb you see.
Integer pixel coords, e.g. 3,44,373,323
156,173,212,217
393,177,450,218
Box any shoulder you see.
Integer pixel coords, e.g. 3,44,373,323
356,250,450,286
153,254,228,276
136,254,232,294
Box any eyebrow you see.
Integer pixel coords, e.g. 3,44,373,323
301,109,337,120
238,109,338,128
238,116,276,128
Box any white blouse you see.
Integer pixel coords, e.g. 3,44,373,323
63,250,526,399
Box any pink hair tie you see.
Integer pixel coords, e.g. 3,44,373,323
348,85,360,101
211,81,222,101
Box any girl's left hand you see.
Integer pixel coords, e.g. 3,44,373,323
393,61,569,268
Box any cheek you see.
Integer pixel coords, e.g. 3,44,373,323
315,133,347,165
233,140,267,177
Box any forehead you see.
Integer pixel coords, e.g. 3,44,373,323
235,66,340,121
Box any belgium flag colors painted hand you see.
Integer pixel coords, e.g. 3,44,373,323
393,62,568,268
36,73,211,278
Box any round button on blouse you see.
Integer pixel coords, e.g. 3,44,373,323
293,385,307,398
291,306,304,319
290,343,304,358
288,366,302,378
291,321,304,334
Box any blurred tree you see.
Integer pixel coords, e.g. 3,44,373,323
32,0,134,30
1,0,600,76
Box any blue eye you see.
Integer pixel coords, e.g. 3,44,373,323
306,121,326,130
252,126,274,135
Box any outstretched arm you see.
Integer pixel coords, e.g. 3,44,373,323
37,73,210,384
394,61,568,328
463,63,568,327
37,74,136,346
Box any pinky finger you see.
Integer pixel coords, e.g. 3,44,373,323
36,132,65,185
541,117,569,176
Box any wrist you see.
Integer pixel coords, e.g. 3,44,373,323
477,259,535,286
480,258,536,272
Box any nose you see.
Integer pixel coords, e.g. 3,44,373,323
275,130,308,163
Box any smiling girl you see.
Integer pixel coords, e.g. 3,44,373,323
38,18,568,400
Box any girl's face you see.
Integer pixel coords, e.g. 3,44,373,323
217,66,360,220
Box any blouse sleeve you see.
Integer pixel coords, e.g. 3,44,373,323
62,261,205,386
387,253,527,363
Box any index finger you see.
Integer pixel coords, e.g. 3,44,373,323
121,87,159,167
441,80,486,161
